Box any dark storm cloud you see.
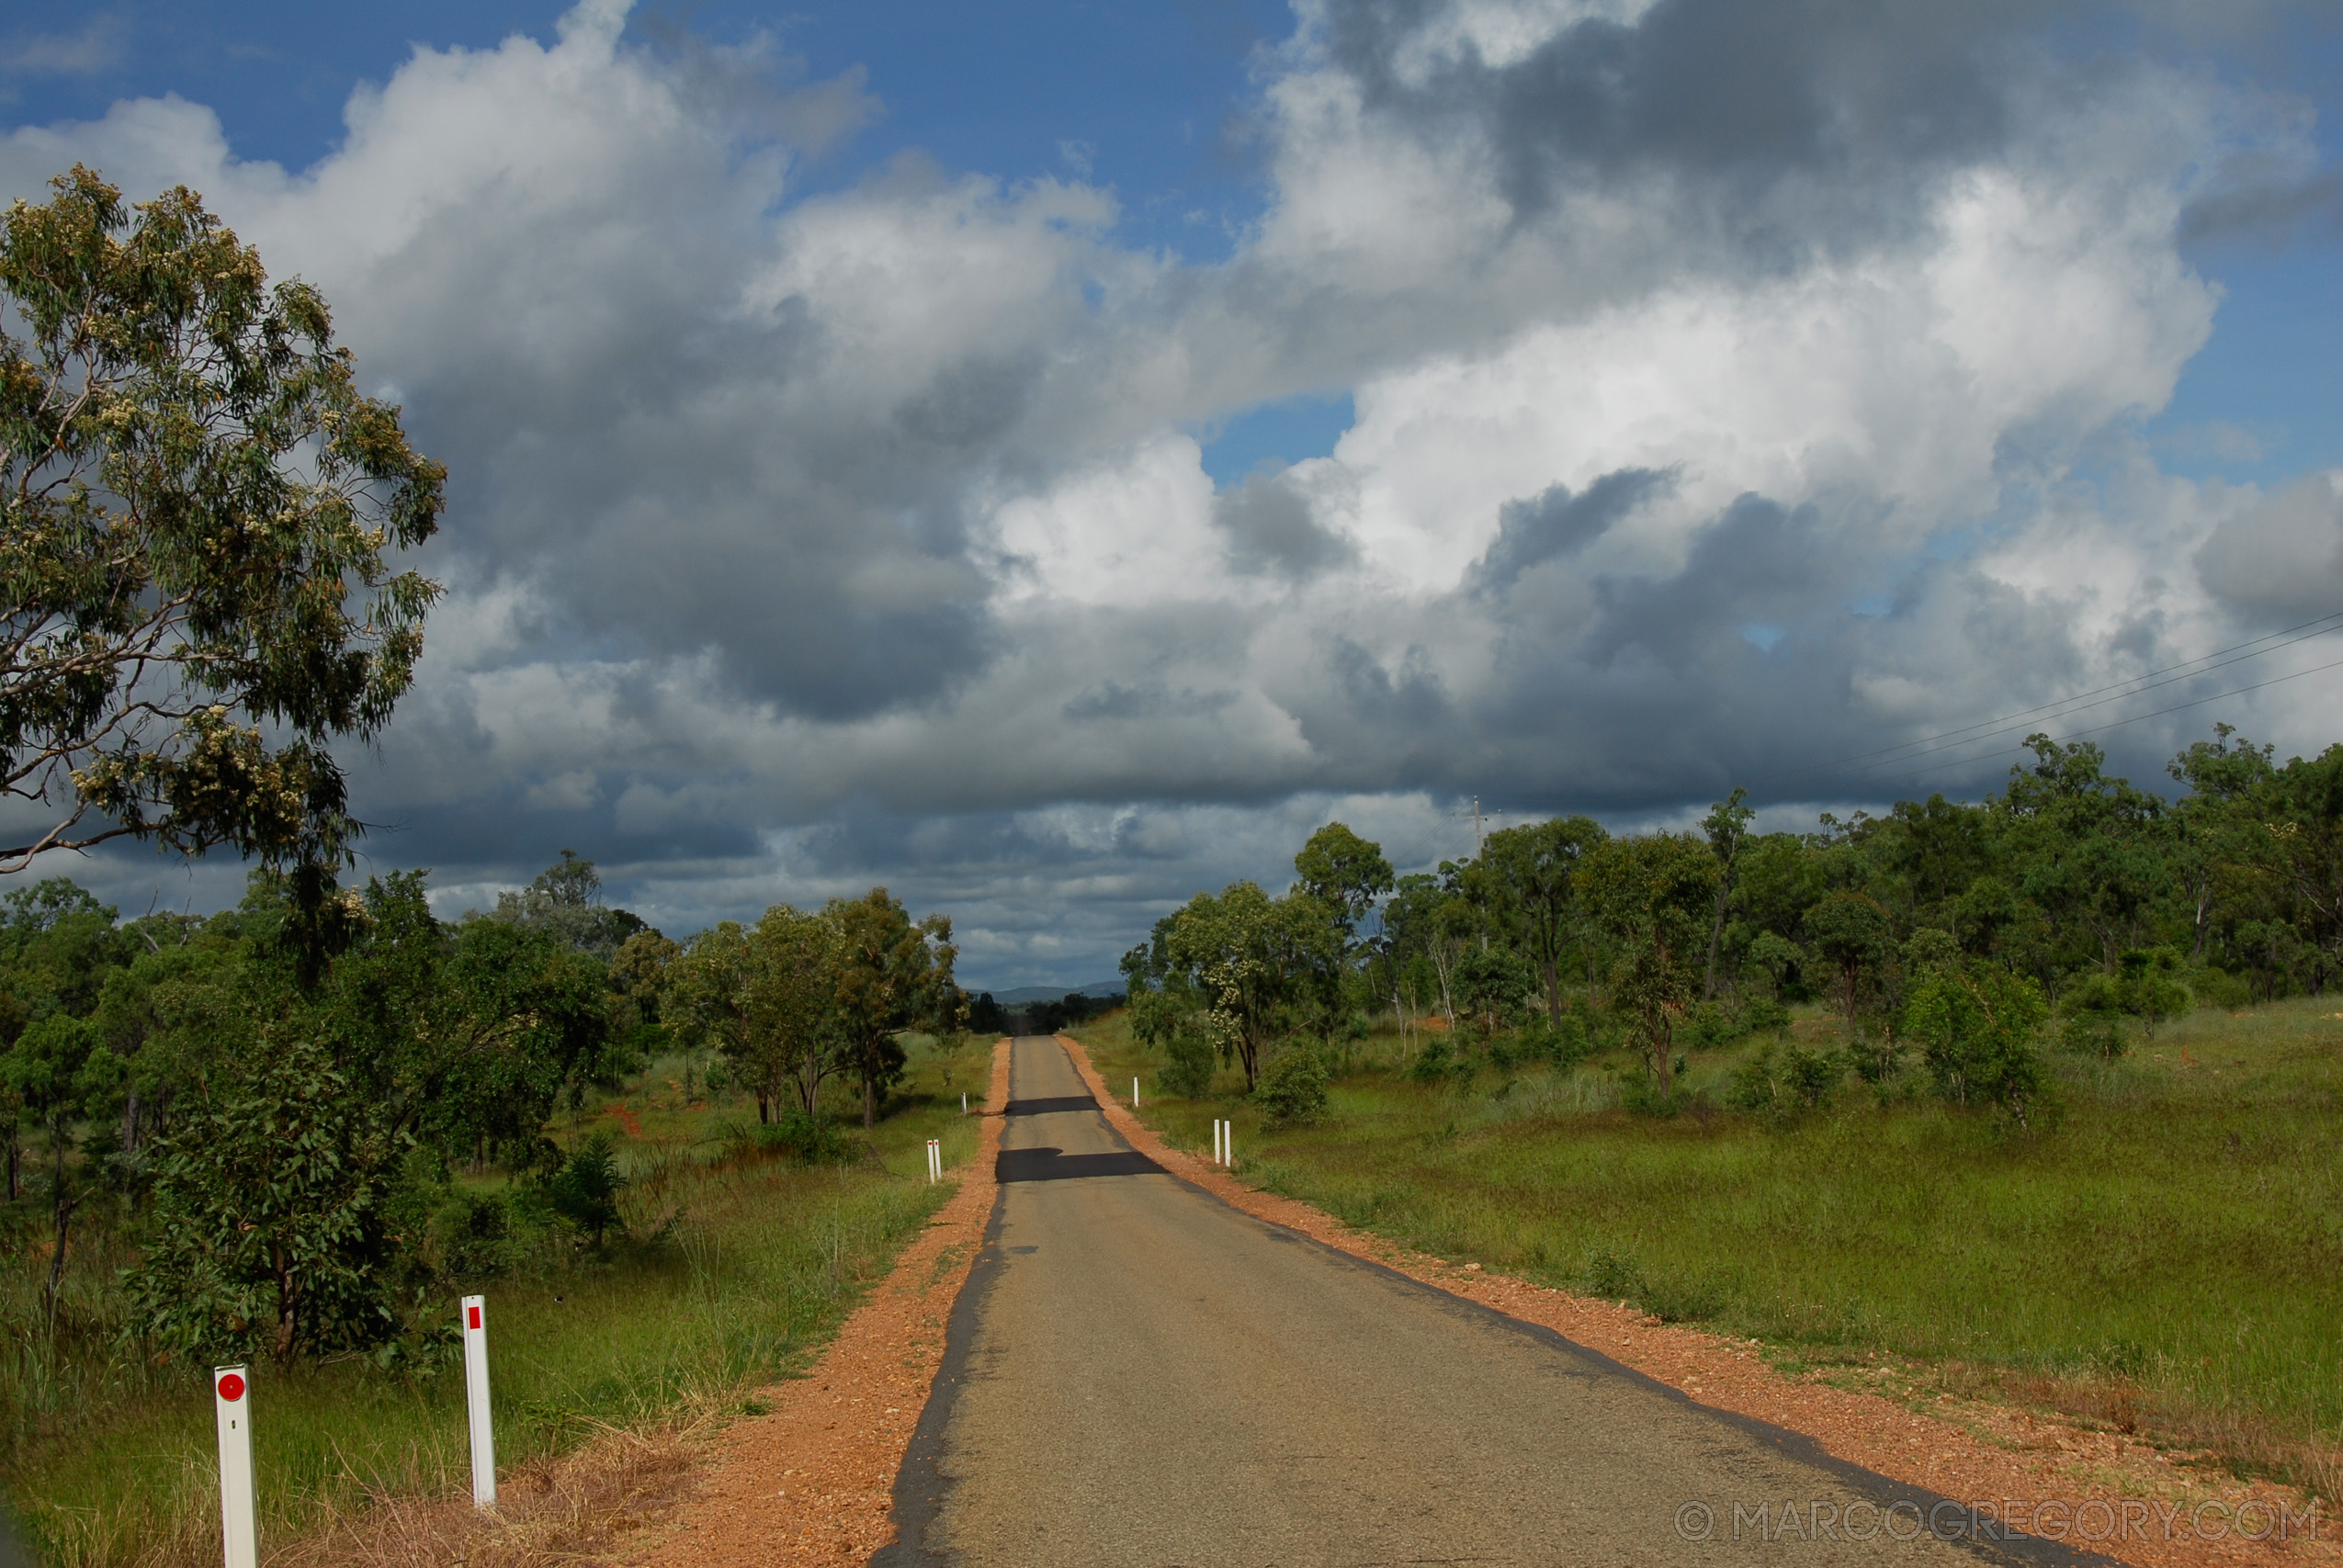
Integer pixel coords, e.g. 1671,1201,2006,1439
1324,0,2057,247
1469,467,1672,593
1581,492,1836,670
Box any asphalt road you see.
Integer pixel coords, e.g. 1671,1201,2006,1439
875,1038,2099,1568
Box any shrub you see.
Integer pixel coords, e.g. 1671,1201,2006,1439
1904,964,2050,1128
1846,1024,1905,1084
2058,1012,2128,1059
1582,1247,1646,1301
1254,1045,1330,1126
540,1133,627,1244
1727,1042,1842,1114
1454,946,1536,1036
126,1030,404,1364
432,1190,513,1282
1160,1031,1217,1098
1742,996,1792,1034
1680,1000,1746,1051
751,1108,854,1165
1408,1034,1455,1082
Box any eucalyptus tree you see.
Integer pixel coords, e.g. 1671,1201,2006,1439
1581,833,1717,1099
0,167,444,899
828,889,960,1128
1481,815,1607,1021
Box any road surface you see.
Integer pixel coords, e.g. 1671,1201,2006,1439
875,1037,2096,1567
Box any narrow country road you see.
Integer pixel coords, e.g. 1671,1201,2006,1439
875,1038,2098,1568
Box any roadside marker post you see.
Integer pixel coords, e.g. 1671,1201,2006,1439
961,1091,968,1115
1133,1077,1140,1108
213,1365,257,1568
461,1295,496,1509
926,1138,942,1182
1226,1122,1233,1170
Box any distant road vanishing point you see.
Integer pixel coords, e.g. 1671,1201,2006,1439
872,1037,2105,1568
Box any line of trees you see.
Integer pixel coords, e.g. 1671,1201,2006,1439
1124,728,2343,1127
0,853,961,1365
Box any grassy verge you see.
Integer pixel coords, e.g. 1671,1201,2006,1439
1073,1002,2343,1496
1,1032,992,1568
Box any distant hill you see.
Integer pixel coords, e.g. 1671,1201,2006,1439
985,980,1127,1006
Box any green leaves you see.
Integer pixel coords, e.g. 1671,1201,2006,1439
1,165,445,875
1904,963,2049,1128
1581,832,1717,1097
125,1027,402,1364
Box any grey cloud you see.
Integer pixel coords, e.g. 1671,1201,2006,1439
1582,492,1837,670
1212,470,1358,577
2180,160,2343,247
1470,467,1672,593
2195,476,2343,618
1061,681,1239,722
1325,0,2076,253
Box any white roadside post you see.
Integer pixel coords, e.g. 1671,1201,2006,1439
1133,1077,1140,1107
213,1365,257,1568
961,1091,968,1115
461,1295,496,1509
1226,1122,1234,1170
926,1138,942,1182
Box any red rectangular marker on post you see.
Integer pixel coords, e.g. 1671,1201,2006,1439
461,1294,496,1508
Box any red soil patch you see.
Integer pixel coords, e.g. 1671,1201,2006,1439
601,1100,645,1139
617,1040,1010,1566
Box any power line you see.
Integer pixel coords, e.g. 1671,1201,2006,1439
1833,620,2343,779
1851,651,2343,792
1771,609,2343,783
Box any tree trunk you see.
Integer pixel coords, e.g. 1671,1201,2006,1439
272,1244,299,1364
1703,881,1731,999
757,1094,770,1125
863,1072,877,1129
1540,953,1562,1025
43,1122,74,1323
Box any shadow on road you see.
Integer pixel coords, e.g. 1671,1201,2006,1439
994,1146,1162,1183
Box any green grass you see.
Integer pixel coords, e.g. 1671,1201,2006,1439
1076,1002,2343,1492
0,1032,992,1568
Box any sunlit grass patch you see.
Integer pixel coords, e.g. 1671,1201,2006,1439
0,1032,992,1568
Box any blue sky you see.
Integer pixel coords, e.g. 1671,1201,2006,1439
5,2,2343,986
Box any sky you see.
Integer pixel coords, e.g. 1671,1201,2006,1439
5,0,2342,988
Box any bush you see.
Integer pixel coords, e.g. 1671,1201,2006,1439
1905,964,2050,1127
1454,946,1537,1036
1846,1024,1905,1084
1160,1031,1217,1098
1582,1247,1646,1301
2058,1012,2128,1059
1679,1000,1747,1051
539,1133,627,1244
1408,1034,1455,1082
2186,964,2250,1008
125,1030,404,1365
750,1108,855,1165
1726,1042,1842,1114
432,1189,513,1282
1255,1044,1330,1125
1742,996,1792,1034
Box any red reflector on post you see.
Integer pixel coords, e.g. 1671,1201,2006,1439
217,1371,245,1402
468,1305,481,1330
